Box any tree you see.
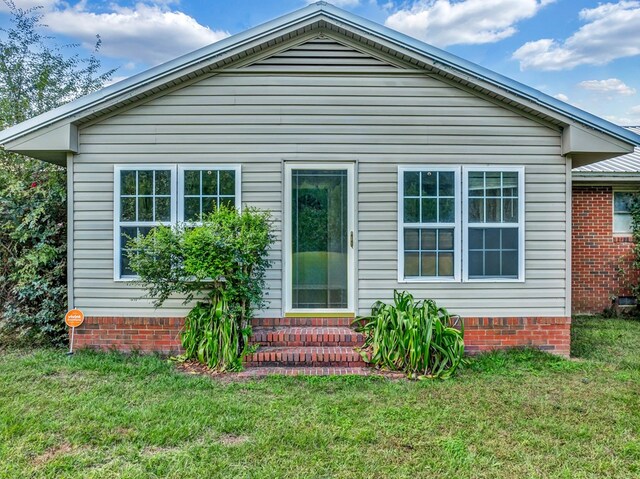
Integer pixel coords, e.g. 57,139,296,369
0,0,114,346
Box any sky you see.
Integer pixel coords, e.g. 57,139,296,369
1,0,639,125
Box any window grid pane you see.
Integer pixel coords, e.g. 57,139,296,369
404,228,455,277
467,171,518,224
468,227,519,279
404,171,456,224
183,169,236,222
120,170,172,223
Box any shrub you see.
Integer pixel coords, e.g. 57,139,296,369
0,166,68,346
128,206,274,371
355,291,465,379
0,2,113,347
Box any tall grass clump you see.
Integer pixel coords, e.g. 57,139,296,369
356,291,464,379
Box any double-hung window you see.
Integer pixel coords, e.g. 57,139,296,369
399,167,461,281
464,167,524,281
115,166,175,279
114,164,241,280
398,166,524,282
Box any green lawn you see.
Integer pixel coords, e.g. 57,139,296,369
1,317,639,479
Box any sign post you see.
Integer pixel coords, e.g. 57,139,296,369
65,309,85,355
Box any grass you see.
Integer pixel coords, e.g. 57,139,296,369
0,317,639,478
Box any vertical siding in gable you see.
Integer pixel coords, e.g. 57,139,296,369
73,39,565,318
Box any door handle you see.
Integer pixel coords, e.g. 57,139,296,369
350,231,354,248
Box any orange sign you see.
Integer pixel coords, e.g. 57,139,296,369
65,309,84,328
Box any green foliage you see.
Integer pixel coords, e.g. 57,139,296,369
181,300,252,371
128,206,274,370
356,291,465,379
0,169,67,345
628,194,640,307
0,1,113,346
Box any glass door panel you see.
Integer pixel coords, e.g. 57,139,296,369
291,169,348,309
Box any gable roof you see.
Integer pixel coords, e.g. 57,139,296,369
1,1,639,164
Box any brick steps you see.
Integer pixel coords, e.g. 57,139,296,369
251,317,355,327
245,346,366,367
236,366,404,378
246,317,369,370
250,326,365,347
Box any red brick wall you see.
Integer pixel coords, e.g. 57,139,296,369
572,185,636,314
73,315,571,357
74,317,183,354
463,316,570,358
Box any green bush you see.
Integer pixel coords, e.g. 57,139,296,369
128,206,274,371
0,2,112,346
356,291,465,379
0,166,68,346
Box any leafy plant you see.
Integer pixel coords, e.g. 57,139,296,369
626,194,640,307
128,206,274,371
355,291,465,379
0,1,113,346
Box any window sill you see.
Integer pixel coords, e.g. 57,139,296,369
613,234,634,243
398,277,460,283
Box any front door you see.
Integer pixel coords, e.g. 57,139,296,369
284,163,354,314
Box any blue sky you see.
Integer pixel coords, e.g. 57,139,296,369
2,0,640,125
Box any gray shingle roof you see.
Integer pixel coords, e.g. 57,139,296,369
574,127,640,173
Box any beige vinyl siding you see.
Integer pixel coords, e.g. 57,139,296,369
72,38,566,318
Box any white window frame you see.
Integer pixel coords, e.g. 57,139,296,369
114,164,242,281
283,162,356,315
177,165,242,223
113,165,177,281
462,166,525,283
612,189,635,235
397,165,462,283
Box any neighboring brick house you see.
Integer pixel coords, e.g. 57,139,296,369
572,127,640,314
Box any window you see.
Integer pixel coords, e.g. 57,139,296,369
398,166,524,282
398,167,461,281
178,166,241,222
464,168,524,281
613,191,635,234
114,166,175,279
114,165,240,280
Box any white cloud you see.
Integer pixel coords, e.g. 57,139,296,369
631,105,640,114
553,93,569,102
384,0,553,47
604,115,640,126
14,1,230,66
513,1,640,70
578,78,636,96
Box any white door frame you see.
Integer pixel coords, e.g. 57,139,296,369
283,163,355,315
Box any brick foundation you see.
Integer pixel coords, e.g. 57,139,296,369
572,185,637,314
74,317,183,354
463,316,571,358
73,315,571,358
